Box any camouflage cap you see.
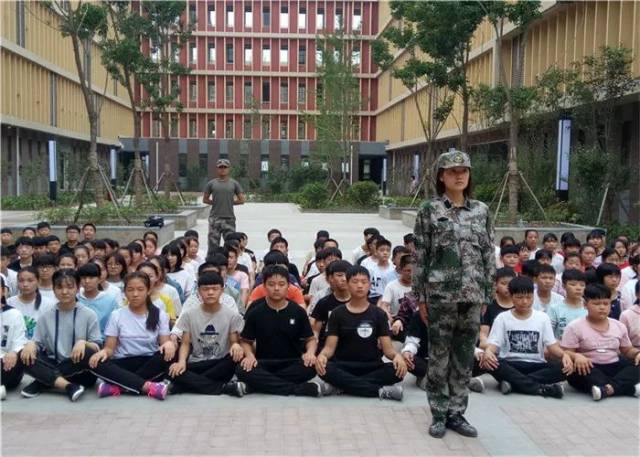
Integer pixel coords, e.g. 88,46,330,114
435,150,471,170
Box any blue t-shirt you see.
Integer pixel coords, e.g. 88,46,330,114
77,292,118,336
548,301,587,339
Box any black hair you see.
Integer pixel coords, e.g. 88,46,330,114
137,261,161,280
0,246,11,257
564,252,581,264
225,232,242,243
366,234,385,247
161,243,184,273
0,276,6,306
1,228,12,234
77,263,101,278
584,269,599,285
323,247,342,259
185,236,199,247
104,238,119,250
23,227,36,235
262,265,290,283
37,221,51,230
207,254,229,270
562,269,586,284
198,262,221,276
524,229,538,238
346,265,370,281
363,227,380,237
123,272,159,331
542,233,558,243
375,238,392,249
600,247,620,262
15,236,34,247
66,224,81,233
127,242,143,256
105,252,128,280
184,229,199,239
596,263,621,283
34,254,57,268
583,283,610,301
499,236,516,247
92,239,107,250
237,232,248,241
587,229,606,240
537,264,557,276
18,266,43,310
263,250,289,266
316,230,330,239
143,230,158,241
534,250,553,261
322,238,339,248
267,228,282,239
82,223,97,231
435,169,473,198
516,242,529,253
521,260,539,278
52,268,80,288
270,236,288,249
393,246,410,258
33,237,47,247
403,233,416,245
500,245,520,257
46,235,61,243
495,267,517,282
74,244,90,256
580,244,597,255
563,237,582,249
313,239,325,251
198,272,225,288
56,253,77,268
327,260,352,276
399,254,416,269
508,276,535,295
560,232,575,244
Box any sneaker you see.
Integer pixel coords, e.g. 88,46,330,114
591,385,611,401
468,376,485,393
500,381,512,395
293,382,321,397
312,379,338,397
445,414,478,438
97,382,121,398
634,383,640,398
539,383,564,399
65,383,85,402
147,382,168,400
221,381,246,398
428,420,446,439
378,384,403,401
415,376,428,391
0,385,6,401
20,380,44,398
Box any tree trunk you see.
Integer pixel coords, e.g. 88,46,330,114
460,84,470,152
507,114,520,223
133,111,144,207
88,114,105,208
164,161,172,198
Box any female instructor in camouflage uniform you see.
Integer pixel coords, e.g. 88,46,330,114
412,150,495,439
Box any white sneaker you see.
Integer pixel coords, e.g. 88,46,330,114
634,383,640,398
1,385,6,401
591,385,602,401
312,379,338,397
469,376,485,393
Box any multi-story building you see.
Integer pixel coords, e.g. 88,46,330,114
0,1,133,197
128,0,386,189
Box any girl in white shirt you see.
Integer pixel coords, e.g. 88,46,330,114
163,243,196,300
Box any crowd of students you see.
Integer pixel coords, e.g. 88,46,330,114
1,222,639,407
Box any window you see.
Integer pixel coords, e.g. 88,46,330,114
280,5,288,29
189,80,197,102
152,119,160,137
352,45,361,67
297,81,306,104
244,42,252,63
208,42,215,63
262,44,271,64
298,43,306,65
243,118,252,138
280,42,288,65
315,48,323,65
207,81,215,102
16,1,25,47
208,4,215,27
317,7,324,30
226,4,234,27
262,81,270,102
208,119,216,137
226,43,233,63
261,155,269,177
225,119,233,138
335,8,343,30
317,81,324,103
297,120,305,139
262,118,271,138
298,6,306,29
189,43,197,64
280,80,288,104
189,118,197,137
353,6,362,31
280,119,288,139
244,81,252,104
225,80,233,102
244,5,252,27
189,5,196,24
170,116,178,137
151,43,160,62
262,6,270,27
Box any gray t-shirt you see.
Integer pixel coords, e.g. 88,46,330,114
204,178,243,218
172,305,244,362
34,304,102,362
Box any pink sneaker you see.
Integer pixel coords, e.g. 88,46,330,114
97,382,121,398
146,382,168,400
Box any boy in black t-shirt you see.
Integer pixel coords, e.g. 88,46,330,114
315,266,408,401
236,265,320,397
310,260,352,352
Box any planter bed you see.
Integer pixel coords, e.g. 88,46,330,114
178,205,209,219
155,209,199,230
379,205,417,220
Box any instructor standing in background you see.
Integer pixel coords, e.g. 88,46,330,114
412,150,495,439
203,159,245,257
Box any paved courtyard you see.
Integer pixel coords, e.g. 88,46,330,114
2,204,639,456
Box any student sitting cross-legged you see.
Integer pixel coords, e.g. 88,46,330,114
168,272,246,396
315,266,408,401
562,283,640,401
235,265,320,397
88,272,176,400
481,276,573,398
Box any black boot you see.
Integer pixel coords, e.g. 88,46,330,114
428,419,447,438
445,414,478,437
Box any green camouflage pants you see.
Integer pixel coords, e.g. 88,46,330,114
207,216,236,257
426,300,481,422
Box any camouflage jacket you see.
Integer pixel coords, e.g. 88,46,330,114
412,195,496,305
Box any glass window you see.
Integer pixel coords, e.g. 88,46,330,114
298,81,306,104
207,81,215,102
335,8,343,30
280,42,288,65
262,81,270,102
189,80,197,101
243,118,252,138
171,43,179,62
298,6,306,29
317,7,324,30
189,5,196,24
190,43,197,64
353,6,362,31
189,118,197,137
280,5,288,29
352,45,361,66
208,119,216,137
225,80,233,102
298,43,306,65
297,120,305,139
315,48,322,65
262,118,270,138
225,119,233,138
226,43,233,63
208,42,215,63
244,81,252,104
244,5,252,27
244,42,252,63
280,119,288,139
208,5,215,27
262,44,271,64
262,6,270,27
280,80,288,104
170,116,178,137
226,4,234,27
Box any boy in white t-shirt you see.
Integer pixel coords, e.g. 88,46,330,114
362,239,395,305
379,255,415,340
481,276,573,398
533,264,564,312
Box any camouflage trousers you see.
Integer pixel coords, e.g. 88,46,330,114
207,215,236,257
426,299,481,422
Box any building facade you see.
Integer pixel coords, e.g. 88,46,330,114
0,1,133,197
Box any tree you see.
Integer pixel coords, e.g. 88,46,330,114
101,1,191,206
312,20,362,201
52,1,112,207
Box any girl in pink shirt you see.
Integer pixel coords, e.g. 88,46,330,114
561,284,640,401
619,282,640,349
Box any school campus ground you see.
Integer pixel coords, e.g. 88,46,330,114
1,203,638,456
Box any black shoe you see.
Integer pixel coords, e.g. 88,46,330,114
221,381,247,398
428,420,447,438
65,383,85,402
20,380,45,398
293,382,321,397
539,383,564,399
445,414,478,437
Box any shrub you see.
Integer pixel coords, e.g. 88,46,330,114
297,182,328,209
346,181,380,208
287,164,328,192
